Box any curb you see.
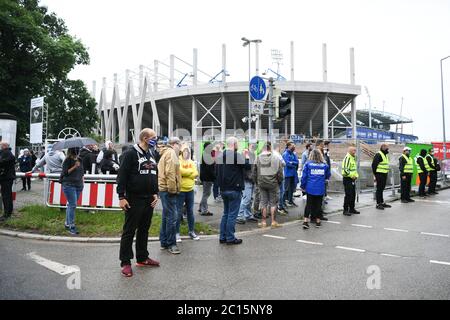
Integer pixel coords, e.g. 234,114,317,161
2,185,449,244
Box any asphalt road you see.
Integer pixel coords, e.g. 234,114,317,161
1,190,449,300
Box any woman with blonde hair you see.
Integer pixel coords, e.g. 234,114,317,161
300,149,330,229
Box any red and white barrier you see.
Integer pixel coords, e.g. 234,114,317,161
15,172,121,211
48,181,120,209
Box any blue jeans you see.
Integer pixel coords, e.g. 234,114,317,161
176,191,195,233
220,190,242,242
238,181,254,221
284,176,296,203
278,181,285,209
159,192,178,248
213,181,220,199
62,185,83,228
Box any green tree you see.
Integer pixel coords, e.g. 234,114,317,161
46,79,98,138
0,0,97,144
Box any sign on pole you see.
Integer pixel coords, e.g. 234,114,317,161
249,76,267,101
30,97,44,144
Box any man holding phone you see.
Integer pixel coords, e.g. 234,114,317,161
117,128,160,277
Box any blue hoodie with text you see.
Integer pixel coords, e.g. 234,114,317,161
300,160,331,196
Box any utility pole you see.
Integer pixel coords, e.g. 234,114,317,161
268,77,275,145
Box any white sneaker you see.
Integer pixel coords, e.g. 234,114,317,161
189,231,200,241
176,234,182,243
302,195,307,200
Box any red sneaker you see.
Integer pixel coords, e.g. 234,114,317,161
121,265,133,277
136,258,160,267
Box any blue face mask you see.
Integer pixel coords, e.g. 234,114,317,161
148,139,157,147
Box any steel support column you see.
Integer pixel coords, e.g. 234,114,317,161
323,94,329,139
168,100,173,136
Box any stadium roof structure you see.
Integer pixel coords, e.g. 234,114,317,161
331,109,413,131
95,42,361,145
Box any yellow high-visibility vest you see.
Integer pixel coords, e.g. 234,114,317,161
415,156,426,174
425,154,435,172
376,151,390,174
401,154,413,174
342,153,359,179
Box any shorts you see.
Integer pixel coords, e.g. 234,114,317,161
259,186,280,209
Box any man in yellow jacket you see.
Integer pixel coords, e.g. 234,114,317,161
158,137,182,254
176,144,200,242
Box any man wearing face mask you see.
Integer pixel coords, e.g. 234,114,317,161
117,128,160,277
399,147,415,203
372,144,392,210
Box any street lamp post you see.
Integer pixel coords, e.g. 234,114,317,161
242,37,262,142
441,56,450,179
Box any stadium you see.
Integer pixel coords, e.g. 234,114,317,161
95,42,415,146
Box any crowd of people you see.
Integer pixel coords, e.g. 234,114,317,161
0,130,444,277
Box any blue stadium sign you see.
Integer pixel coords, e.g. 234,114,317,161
249,76,267,101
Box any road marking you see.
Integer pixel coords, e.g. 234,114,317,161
263,235,287,240
296,240,323,246
335,246,366,253
420,232,450,238
324,221,341,225
351,224,373,229
27,252,79,276
430,260,450,266
383,228,409,233
415,199,450,205
380,253,402,258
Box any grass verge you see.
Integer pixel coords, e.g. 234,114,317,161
0,205,217,237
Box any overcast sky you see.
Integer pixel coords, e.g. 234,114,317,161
40,0,450,142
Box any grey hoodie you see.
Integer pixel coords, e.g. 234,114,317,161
32,151,65,173
254,151,283,189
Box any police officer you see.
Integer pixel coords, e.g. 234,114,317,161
342,146,360,216
372,144,392,210
425,148,438,195
399,147,414,203
415,149,429,198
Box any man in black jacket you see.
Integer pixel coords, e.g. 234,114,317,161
399,147,415,203
199,141,215,216
372,144,392,210
426,148,439,195
416,149,429,197
117,128,160,277
216,137,251,245
0,142,16,221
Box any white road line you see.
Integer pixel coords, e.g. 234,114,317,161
384,228,409,233
415,199,450,205
27,252,79,276
335,246,366,253
263,235,287,240
296,240,324,246
324,221,341,225
420,232,450,238
380,253,402,258
430,260,450,266
351,224,373,229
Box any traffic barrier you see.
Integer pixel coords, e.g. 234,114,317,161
16,172,121,211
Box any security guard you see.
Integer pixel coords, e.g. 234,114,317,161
425,148,438,195
372,144,392,210
341,146,360,216
399,147,414,203
415,149,428,198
